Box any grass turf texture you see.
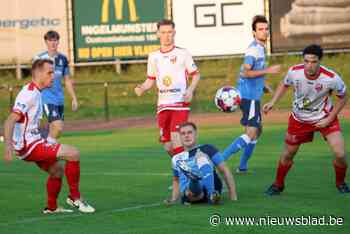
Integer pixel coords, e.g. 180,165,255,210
1,53,350,123
0,120,349,234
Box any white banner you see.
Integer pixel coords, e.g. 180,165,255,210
172,0,265,56
0,0,69,64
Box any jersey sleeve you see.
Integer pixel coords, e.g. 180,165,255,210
184,50,198,75
12,91,34,122
333,74,347,97
146,54,157,80
32,54,40,62
63,56,70,77
201,144,224,166
283,68,294,87
243,46,258,67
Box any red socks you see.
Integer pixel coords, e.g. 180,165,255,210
333,160,347,187
274,160,293,188
47,177,62,210
65,161,81,200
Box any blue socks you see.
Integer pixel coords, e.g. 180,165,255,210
239,140,257,170
222,134,252,161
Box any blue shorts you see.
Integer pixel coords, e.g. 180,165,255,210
240,98,262,128
43,104,64,123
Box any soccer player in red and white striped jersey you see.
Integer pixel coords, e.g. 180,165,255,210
135,19,200,160
3,59,95,213
263,44,349,194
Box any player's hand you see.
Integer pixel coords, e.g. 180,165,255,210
183,90,193,102
263,102,274,114
266,65,281,74
163,198,177,206
134,85,144,97
3,144,13,163
314,116,333,128
72,98,78,112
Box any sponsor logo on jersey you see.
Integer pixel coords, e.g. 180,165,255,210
315,83,323,93
162,76,172,87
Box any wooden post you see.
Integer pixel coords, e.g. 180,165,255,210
9,87,14,111
104,82,110,121
16,62,22,80
115,58,121,75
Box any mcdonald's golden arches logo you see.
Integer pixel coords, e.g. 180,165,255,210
101,0,139,23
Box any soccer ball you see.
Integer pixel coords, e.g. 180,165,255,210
214,86,241,112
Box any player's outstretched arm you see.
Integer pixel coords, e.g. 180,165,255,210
3,113,21,163
217,162,237,201
64,76,78,111
183,72,200,102
263,81,289,114
315,93,348,128
241,64,281,79
164,176,180,205
134,79,155,97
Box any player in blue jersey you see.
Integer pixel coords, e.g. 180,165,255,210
34,31,78,144
165,122,237,205
221,15,281,173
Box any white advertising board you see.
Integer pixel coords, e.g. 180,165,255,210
172,0,265,56
0,0,69,64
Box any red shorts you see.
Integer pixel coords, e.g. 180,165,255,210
24,142,61,171
157,109,189,143
285,114,341,145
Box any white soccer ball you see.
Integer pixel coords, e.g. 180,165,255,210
214,86,241,113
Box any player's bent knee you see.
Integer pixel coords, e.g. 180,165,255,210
70,148,80,161
57,144,80,161
48,163,63,178
51,120,64,134
246,128,258,140
334,150,346,160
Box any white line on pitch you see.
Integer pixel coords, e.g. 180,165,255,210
0,202,162,226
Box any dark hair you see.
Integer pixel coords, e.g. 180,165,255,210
179,122,197,131
157,19,175,30
303,44,323,60
44,30,60,40
252,15,268,31
32,59,53,74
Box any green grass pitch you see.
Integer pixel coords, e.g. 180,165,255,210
0,120,349,234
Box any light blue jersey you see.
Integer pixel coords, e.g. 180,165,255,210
237,40,266,100
173,144,223,194
34,52,70,105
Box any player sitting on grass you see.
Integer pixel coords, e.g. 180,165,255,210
165,122,237,205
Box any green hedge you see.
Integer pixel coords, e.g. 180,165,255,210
1,53,349,123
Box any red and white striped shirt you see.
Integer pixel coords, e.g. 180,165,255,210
284,64,346,123
12,82,44,159
147,46,198,113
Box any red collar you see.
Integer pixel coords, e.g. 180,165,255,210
28,82,41,91
160,45,175,54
